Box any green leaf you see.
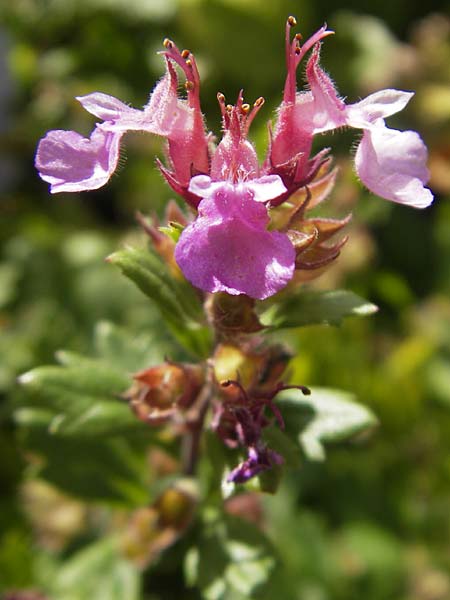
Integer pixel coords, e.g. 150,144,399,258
260,289,378,329
17,360,141,437
185,514,276,599
277,387,378,461
49,537,140,600
92,321,166,372
108,246,212,356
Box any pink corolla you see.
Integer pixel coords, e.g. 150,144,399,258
272,37,432,208
35,18,433,300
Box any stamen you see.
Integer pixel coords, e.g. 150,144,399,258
244,96,265,135
287,15,297,27
241,103,250,114
185,81,194,91
161,40,203,111
217,92,228,122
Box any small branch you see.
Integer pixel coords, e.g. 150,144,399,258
181,365,214,475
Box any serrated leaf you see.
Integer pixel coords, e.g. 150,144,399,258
108,246,212,356
260,289,378,329
277,387,378,461
17,361,141,437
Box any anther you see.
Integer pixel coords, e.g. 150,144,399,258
163,38,173,49
295,46,301,55
288,16,297,27
181,49,190,59
241,103,250,114
185,81,194,91
186,59,192,68
254,97,265,107
295,33,303,41
217,92,226,103
226,104,233,112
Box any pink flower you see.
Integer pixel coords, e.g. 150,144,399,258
296,44,433,208
175,175,295,299
35,18,433,300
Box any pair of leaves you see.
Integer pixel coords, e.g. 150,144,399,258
109,246,212,357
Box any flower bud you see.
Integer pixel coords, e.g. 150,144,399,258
126,362,204,426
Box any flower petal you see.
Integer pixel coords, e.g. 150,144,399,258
35,126,122,193
305,44,347,133
175,183,295,299
355,124,433,208
245,175,287,203
76,92,132,121
346,89,414,129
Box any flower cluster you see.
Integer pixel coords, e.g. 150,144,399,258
35,17,433,301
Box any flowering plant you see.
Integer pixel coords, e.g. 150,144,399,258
19,14,433,598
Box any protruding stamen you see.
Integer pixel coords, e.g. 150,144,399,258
295,32,302,41
241,103,250,114
226,104,233,112
287,15,297,27
244,96,265,135
161,39,203,110
217,92,227,121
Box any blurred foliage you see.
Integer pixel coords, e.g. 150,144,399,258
1,0,450,598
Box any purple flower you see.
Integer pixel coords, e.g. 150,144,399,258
228,445,284,484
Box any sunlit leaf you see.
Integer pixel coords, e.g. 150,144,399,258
277,387,378,461
260,290,378,329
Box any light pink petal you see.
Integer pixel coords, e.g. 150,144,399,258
245,175,287,202
355,125,433,208
175,183,295,299
188,174,225,198
35,126,122,193
144,67,180,134
305,44,347,133
346,89,414,129
76,92,132,121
